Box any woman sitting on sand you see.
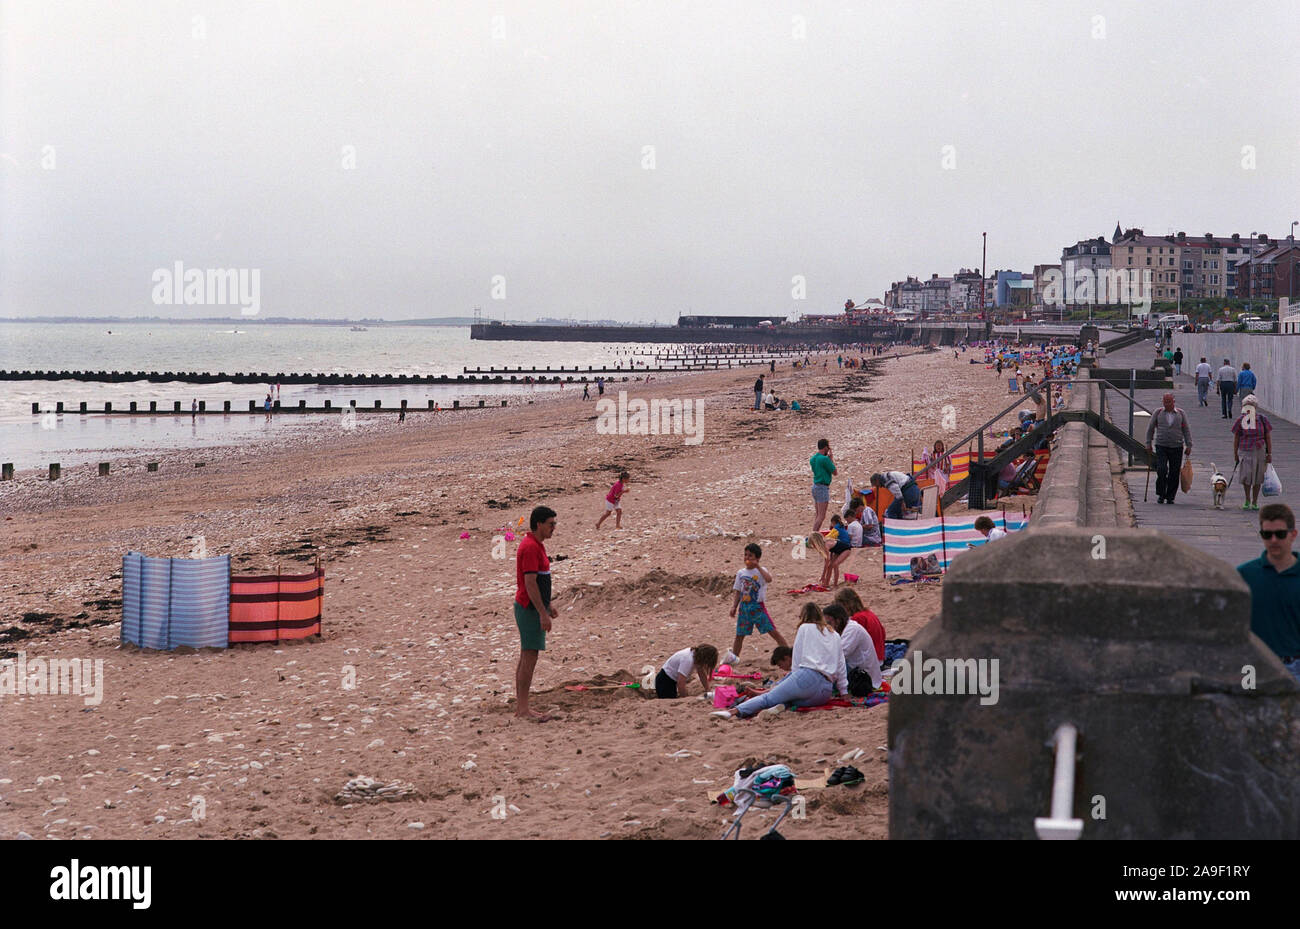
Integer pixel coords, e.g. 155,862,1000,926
716,603,847,719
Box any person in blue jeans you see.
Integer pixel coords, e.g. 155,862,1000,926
717,603,848,719
1236,503,1300,683
872,470,921,519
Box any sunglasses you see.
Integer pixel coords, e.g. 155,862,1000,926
1260,530,1292,541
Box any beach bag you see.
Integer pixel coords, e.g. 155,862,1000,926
848,667,877,697
713,685,739,709
909,554,942,578
1262,464,1282,497
1179,459,1194,493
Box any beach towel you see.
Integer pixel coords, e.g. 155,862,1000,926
786,583,829,595
229,565,324,643
122,552,231,650
794,691,889,712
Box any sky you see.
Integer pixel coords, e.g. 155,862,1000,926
2,0,1298,322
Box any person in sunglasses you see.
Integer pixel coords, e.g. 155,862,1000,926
1237,504,1300,682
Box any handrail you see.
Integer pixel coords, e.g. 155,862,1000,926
1034,723,1084,840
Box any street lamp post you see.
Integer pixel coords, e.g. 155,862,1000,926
981,232,987,321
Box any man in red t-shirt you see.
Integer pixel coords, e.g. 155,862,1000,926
514,505,558,721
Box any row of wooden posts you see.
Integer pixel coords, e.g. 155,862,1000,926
31,398,512,415
5,461,166,481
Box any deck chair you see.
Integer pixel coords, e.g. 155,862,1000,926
997,457,1040,498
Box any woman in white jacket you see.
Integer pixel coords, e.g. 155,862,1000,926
725,603,848,719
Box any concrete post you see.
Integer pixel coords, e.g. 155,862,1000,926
889,527,1300,839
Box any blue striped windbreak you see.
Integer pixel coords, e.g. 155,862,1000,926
122,552,230,650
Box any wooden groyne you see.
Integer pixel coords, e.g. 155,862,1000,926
3,370,635,386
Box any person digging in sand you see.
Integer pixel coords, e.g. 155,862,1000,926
654,644,719,699
514,505,558,722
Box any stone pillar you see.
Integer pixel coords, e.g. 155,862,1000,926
889,526,1300,839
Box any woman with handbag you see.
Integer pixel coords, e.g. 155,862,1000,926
1232,394,1273,511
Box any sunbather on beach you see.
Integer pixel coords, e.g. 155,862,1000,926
655,644,718,699
824,603,882,691
717,603,847,719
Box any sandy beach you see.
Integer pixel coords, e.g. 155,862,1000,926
0,348,1039,840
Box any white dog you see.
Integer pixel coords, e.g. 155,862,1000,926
1209,462,1228,510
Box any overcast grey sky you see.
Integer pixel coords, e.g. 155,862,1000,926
2,0,1297,321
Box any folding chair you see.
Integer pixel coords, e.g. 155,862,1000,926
720,788,796,840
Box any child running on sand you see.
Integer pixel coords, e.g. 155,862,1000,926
595,471,628,530
726,543,789,663
654,644,718,699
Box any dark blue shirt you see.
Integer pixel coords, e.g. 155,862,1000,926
1237,369,1257,392
1237,551,1300,657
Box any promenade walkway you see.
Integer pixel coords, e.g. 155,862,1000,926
1106,341,1299,567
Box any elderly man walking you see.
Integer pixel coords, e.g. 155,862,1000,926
1144,392,1192,505
1193,357,1213,407
1216,358,1238,419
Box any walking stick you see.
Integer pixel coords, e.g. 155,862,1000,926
1144,457,1153,502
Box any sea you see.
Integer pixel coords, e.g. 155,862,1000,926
0,321,752,470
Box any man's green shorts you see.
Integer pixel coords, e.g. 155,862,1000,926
514,602,547,651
